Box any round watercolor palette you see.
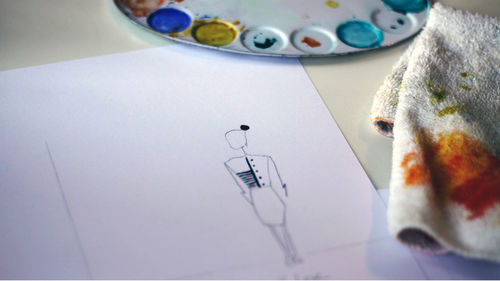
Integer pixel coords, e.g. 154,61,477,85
114,0,430,57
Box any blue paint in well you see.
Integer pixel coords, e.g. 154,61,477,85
337,20,384,49
147,8,192,33
382,0,428,14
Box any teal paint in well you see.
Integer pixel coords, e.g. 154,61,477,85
147,8,192,33
382,0,428,14
337,20,384,49
254,37,278,49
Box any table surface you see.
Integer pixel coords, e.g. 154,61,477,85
1,0,498,190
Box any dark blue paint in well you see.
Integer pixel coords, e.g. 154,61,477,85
337,20,384,49
382,0,428,14
147,8,192,33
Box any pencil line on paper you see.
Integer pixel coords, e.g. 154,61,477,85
45,142,93,279
409,250,431,280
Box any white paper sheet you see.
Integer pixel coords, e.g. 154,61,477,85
0,44,437,279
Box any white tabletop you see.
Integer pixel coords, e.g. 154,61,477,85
1,0,498,190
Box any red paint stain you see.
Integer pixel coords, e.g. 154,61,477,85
122,0,166,17
302,36,321,48
401,131,500,220
451,164,500,219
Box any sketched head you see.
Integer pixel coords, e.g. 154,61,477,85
225,125,250,150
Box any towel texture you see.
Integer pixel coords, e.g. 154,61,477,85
370,3,500,262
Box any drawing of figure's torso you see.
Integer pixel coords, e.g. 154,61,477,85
226,155,272,189
225,155,285,225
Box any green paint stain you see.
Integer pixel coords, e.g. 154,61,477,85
459,84,472,91
460,72,474,79
425,81,449,104
438,105,461,117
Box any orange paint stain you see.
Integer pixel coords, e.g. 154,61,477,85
302,36,321,48
401,131,500,220
401,152,430,186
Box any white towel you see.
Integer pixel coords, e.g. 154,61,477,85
370,3,500,262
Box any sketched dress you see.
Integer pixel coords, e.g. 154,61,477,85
225,154,286,225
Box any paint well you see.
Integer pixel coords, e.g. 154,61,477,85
337,20,384,49
255,38,277,49
193,21,238,47
302,37,321,48
372,10,412,34
292,27,337,55
382,0,428,14
147,8,192,33
241,27,288,53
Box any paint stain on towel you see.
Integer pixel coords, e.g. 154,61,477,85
425,81,449,104
401,131,500,220
458,84,472,91
325,1,340,9
460,72,474,79
401,152,430,186
438,105,461,117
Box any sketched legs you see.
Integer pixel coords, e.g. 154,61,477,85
249,189,302,266
267,223,302,266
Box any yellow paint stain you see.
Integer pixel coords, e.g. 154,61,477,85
459,84,472,91
192,20,238,47
325,0,340,8
169,24,194,37
438,105,461,117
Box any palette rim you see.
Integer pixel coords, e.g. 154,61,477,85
113,0,430,58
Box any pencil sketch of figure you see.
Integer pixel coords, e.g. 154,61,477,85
224,125,302,266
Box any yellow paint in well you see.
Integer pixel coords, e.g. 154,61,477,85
193,21,238,47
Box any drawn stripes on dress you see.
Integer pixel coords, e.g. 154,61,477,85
236,170,259,188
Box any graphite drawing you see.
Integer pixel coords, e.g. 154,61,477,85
224,125,302,266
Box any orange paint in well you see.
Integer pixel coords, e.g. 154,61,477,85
401,131,500,220
302,36,322,48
